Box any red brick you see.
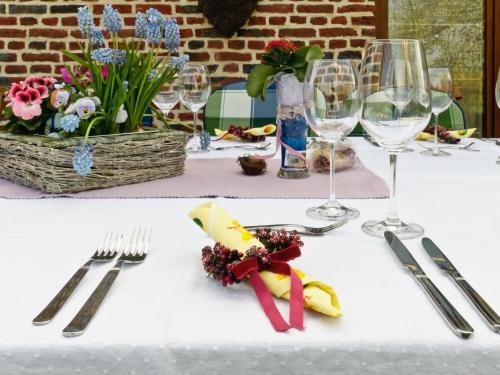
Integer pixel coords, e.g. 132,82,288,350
290,16,306,24
331,16,348,25
94,4,132,14
362,28,376,37
350,39,367,48
0,29,26,38
352,16,375,26
50,42,66,50
238,29,275,37
188,52,210,62
6,65,27,74
30,29,67,38
223,64,239,73
215,52,252,61
311,17,327,25
22,53,60,62
256,4,293,13
248,40,266,50
136,4,171,14
8,41,25,50
61,17,77,26
248,16,266,26
329,40,348,49
20,17,37,26
0,17,17,26
228,40,245,50
186,17,204,24
309,40,325,48
42,17,58,26
296,4,334,13
319,28,357,37
338,5,375,13
30,65,52,74
208,40,223,49
279,28,316,38
269,17,286,25
180,29,193,38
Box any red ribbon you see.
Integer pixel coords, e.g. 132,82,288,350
231,244,304,332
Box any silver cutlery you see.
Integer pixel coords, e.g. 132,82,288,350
363,134,380,147
480,138,500,146
33,232,122,325
384,231,473,339
422,237,500,333
210,142,271,151
245,217,348,236
418,141,479,152
62,227,151,337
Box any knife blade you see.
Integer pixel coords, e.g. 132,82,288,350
384,231,473,339
422,237,500,333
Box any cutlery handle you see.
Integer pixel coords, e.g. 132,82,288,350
453,277,500,332
33,263,91,325
62,267,121,337
415,275,474,338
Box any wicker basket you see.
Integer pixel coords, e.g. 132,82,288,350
0,129,188,193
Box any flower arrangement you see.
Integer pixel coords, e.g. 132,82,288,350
2,5,189,176
201,228,303,286
246,39,324,100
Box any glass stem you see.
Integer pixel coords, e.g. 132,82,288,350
328,141,337,206
193,110,199,148
386,152,401,225
434,112,439,149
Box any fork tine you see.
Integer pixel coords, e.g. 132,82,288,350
124,227,137,256
138,227,149,256
97,232,110,256
113,233,124,256
133,227,143,256
143,226,152,255
106,232,120,256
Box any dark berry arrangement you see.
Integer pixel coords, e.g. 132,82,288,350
225,125,266,142
201,228,303,287
423,125,459,144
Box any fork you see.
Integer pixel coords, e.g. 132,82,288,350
33,233,122,325
244,217,348,236
210,142,271,151
62,227,151,337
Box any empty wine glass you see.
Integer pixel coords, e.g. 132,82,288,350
303,59,361,221
420,68,453,157
359,39,432,239
180,64,211,153
153,79,180,125
496,68,500,109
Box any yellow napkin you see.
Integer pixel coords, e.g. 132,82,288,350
417,128,476,141
215,124,276,141
189,201,342,317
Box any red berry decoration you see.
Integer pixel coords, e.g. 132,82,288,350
226,125,265,142
423,125,459,144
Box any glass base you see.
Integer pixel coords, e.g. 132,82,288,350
187,146,209,154
361,219,424,239
278,168,309,179
420,148,451,157
306,203,360,221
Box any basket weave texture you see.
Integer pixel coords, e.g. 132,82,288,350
0,129,187,193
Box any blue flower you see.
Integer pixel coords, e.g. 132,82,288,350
90,27,105,46
123,81,129,90
135,12,148,38
164,18,180,51
102,5,122,33
170,55,190,70
146,20,162,45
60,114,80,132
91,48,126,65
146,8,165,29
77,6,94,38
73,143,93,176
147,69,158,81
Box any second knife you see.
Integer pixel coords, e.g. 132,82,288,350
384,231,473,339
422,237,500,333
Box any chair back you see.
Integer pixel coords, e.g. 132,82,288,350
203,80,277,135
433,100,467,130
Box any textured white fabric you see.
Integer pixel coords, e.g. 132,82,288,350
1,138,500,375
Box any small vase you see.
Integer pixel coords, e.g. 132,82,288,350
275,74,309,179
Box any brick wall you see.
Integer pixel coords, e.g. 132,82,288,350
0,0,376,123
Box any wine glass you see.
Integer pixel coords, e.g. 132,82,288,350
303,59,361,221
496,68,500,109
420,68,453,157
359,39,432,239
179,64,211,153
152,79,180,125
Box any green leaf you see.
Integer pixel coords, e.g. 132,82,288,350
61,50,88,68
246,65,276,98
305,44,324,63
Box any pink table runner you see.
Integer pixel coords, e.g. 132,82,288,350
0,158,389,199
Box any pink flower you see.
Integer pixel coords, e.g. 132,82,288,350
25,88,42,104
101,64,109,80
8,83,24,100
60,67,73,84
35,85,49,99
11,100,42,120
60,65,108,85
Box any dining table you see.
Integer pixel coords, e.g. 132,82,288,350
1,137,500,375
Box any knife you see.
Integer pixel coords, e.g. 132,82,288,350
422,237,500,333
384,231,473,339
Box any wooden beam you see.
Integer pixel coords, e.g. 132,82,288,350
375,0,389,39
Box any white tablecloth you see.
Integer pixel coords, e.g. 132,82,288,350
1,138,500,375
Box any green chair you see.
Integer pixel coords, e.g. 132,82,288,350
432,100,467,130
203,80,277,135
